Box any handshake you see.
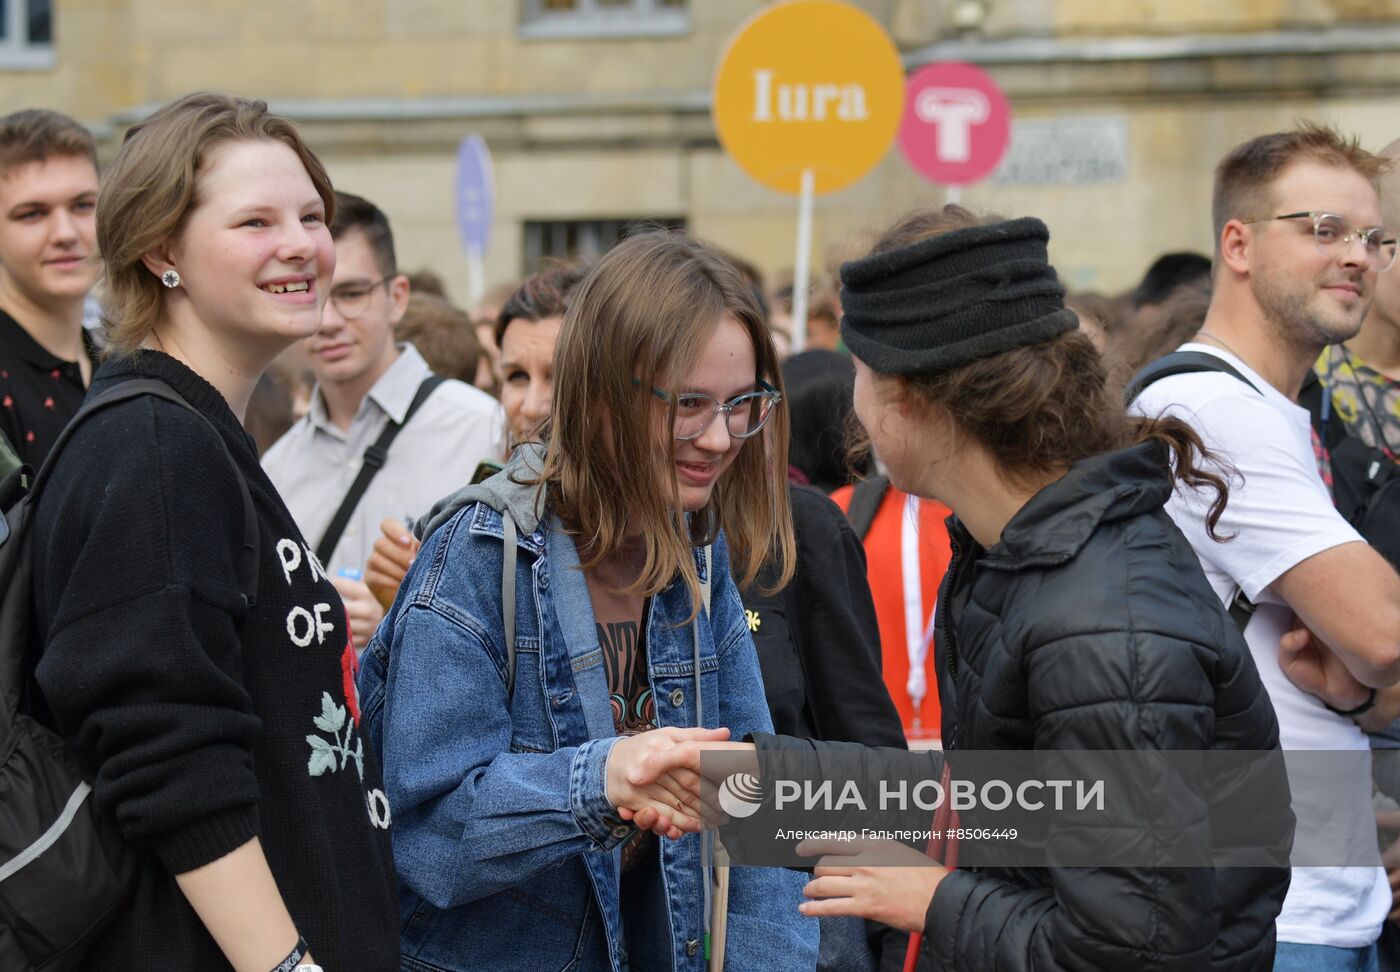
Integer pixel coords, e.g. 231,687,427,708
601,726,947,934
602,727,757,840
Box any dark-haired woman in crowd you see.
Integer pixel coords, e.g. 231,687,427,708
633,206,1292,971
29,93,398,969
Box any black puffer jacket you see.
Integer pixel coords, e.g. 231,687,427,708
929,442,1289,971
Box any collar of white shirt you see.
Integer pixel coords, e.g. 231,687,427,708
308,342,433,437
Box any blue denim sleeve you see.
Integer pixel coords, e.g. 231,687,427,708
708,534,821,967
363,526,632,912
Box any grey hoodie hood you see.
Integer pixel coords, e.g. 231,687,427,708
415,441,548,543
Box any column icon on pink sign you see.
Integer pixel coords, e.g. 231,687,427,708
899,62,1011,187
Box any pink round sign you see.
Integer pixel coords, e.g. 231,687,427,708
898,61,1011,186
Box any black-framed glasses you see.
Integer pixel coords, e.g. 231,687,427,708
1242,211,1398,272
327,277,389,319
642,378,782,441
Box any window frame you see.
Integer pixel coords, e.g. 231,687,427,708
517,0,690,41
522,216,687,274
0,0,54,71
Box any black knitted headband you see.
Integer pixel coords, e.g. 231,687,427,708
839,216,1077,376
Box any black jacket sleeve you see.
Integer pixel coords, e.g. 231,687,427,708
751,484,905,746
32,399,263,874
750,732,944,805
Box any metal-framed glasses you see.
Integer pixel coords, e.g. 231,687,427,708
644,378,782,441
1242,211,1398,272
327,277,389,319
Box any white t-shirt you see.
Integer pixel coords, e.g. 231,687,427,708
1133,343,1387,948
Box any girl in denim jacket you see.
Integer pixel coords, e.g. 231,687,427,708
358,230,819,971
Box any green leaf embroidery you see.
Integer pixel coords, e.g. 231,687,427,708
313,691,346,734
306,734,337,776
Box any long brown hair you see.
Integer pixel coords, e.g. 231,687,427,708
97,92,334,354
862,206,1233,538
535,229,794,616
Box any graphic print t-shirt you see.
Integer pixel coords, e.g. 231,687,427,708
585,547,654,736
584,543,655,869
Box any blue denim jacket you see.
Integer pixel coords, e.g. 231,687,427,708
358,464,817,971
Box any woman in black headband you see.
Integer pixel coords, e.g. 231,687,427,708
630,206,1292,972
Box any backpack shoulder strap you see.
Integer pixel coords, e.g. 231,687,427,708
3,378,260,724
1125,355,1266,630
316,373,447,567
1299,367,1351,453
501,512,518,700
38,378,260,606
702,544,712,614
1227,588,1257,633
1126,350,1262,405
845,473,889,541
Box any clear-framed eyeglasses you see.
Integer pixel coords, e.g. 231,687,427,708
1242,211,1398,272
645,378,782,442
327,277,389,319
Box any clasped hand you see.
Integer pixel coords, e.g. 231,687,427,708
1279,620,1372,711
620,738,946,932
605,727,734,840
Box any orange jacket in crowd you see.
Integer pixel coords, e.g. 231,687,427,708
831,482,953,744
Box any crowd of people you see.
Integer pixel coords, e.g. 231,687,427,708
1,90,1399,972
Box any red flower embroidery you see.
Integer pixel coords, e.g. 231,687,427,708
340,642,362,726
2,396,11,408
49,368,60,379
42,396,53,409
24,430,35,443
1,369,8,378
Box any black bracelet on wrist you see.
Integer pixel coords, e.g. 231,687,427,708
271,936,310,972
1325,688,1377,717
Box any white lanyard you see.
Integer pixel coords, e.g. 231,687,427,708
900,494,935,710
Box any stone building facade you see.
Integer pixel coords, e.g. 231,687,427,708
0,0,1398,301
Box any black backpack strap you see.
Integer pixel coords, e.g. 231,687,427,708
1227,588,1257,633
316,374,447,568
845,473,889,541
1298,369,1348,453
1126,354,1266,632
1125,350,1263,404
30,378,259,606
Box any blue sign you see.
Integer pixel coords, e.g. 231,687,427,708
455,133,494,255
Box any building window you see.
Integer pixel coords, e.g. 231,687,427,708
522,217,686,274
0,0,53,69
518,0,689,40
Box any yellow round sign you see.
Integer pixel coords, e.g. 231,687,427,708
713,0,904,196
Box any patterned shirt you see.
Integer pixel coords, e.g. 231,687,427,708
1315,345,1400,461
0,309,97,468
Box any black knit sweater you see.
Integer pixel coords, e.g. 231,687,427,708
31,350,399,968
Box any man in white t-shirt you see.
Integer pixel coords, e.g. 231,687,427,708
1133,124,1400,972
